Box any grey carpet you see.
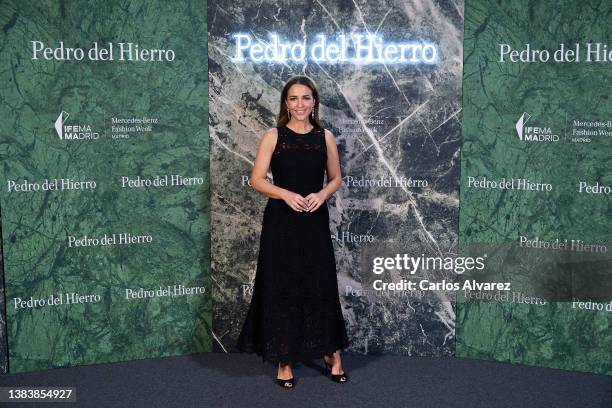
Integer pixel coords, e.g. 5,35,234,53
0,353,610,407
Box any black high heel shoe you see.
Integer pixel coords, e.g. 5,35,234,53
323,356,349,383
276,377,295,388
276,362,295,389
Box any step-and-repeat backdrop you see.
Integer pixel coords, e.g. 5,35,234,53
0,224,5,372
0,0,609,376
0,0,211,373
457,0,611,375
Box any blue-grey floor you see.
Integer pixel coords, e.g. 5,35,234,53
0,353,610,407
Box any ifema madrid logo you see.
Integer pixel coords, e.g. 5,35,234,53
54,111,100,140
515,112,559,142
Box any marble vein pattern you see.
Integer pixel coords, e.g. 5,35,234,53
209,0,463,356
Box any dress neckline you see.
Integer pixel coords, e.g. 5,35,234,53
284,124,315,136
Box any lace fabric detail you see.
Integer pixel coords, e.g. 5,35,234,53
273,140,323,154
273,126,326,155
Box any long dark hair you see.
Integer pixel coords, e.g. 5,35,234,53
276,76,321,127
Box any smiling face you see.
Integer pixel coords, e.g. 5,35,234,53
285,84,314,121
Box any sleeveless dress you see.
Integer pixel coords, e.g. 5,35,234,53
236,124,350,365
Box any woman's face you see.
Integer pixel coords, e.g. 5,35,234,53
286,84,314,121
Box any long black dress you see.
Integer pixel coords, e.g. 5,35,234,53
236,124,350,365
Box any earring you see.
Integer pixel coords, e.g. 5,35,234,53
311,107,315,119
287,108,291,119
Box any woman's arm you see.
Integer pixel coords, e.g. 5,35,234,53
306,129,342,212
250,128,309,212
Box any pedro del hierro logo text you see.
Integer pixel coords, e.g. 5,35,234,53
32,41,176,62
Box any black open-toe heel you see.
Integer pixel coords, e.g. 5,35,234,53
276,377,295,388
276,362,295,389
323,356,349,383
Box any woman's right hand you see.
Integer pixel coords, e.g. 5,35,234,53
281,190,309,212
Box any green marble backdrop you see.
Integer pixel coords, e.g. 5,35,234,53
0,0,211,373
0,211,6,373
457,0,611,375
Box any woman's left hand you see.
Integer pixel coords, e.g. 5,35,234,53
305,191,327,212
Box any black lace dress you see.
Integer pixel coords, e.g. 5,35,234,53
236,124,350,365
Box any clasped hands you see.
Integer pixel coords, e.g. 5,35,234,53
282,190,327,212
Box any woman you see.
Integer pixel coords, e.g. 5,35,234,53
236,76,350,388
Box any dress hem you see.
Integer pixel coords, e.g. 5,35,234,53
237,342,350,365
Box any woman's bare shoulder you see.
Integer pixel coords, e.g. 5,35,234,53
258,128,279,152
262,127,279,140
323,128,336,142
